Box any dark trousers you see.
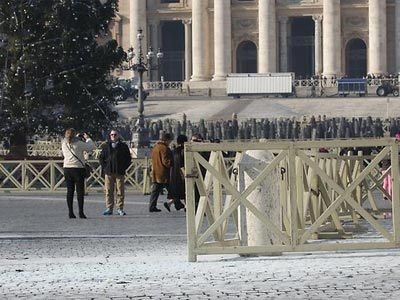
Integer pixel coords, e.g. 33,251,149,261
64,168,85,215
194,186,200,213
149,182,167,210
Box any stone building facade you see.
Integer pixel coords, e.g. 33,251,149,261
110,0,400,83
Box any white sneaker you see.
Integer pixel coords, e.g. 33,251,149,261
116,209,126,216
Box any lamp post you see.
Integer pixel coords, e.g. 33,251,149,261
128,29,163,153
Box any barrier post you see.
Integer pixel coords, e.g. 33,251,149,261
22,160,27,191
391,140,400,243
50,161,55,191
288,144,298,247
143,157,151,195
185,149,197,262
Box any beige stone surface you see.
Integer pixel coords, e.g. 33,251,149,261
258,0,277,73
323,0,341,77
116,96,400,122
369,0,387,75
213,0,231,80
112,1,399,82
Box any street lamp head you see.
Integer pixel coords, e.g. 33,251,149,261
137,29,143,41
146,47,155,59
156,48,164,59
127,47,135,61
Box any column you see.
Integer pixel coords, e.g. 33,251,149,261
323,0,341,77
183,19,192,82
313,15,323,75
369,0,387,75
287,20,292,71
259,0,277,73
130,0,147,64
279,16,289,72
191,0,210,81
149,21,159,81
396,0,400,73
213,0,232,80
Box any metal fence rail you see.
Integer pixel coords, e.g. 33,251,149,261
184,138,400,262
0,142,105,158
0,159,151,194
144,81,185,97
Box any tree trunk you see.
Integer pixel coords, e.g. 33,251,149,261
6,130,28,158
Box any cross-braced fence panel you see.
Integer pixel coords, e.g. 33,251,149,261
185,139,400,261
0,159,151,194
0,161,24,190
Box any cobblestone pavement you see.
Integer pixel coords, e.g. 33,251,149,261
1,194,400,299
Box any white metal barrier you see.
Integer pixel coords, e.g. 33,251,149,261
294,79,320,87
184,139,400,262
144,81,184,97
367,78,398,86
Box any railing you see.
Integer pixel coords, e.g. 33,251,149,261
367,78,399,86
294,79,320,87
143,79,399,91
0,148,103,158
145,81,183,90
0,141,106,158
184,138,400,262
144,81,185,97
294,77,400,89
0,158,151,194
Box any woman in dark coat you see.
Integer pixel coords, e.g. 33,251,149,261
164,135,187,211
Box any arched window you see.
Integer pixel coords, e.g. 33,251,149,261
345,38,367,78
236,41,257,73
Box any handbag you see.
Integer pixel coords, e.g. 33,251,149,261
66,143,92,178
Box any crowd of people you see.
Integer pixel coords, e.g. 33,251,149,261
60,126,397,219
60,128,197,218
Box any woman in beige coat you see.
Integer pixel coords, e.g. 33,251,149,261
61,128,95,219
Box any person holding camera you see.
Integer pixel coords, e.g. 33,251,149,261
61,128,96,219
99,130,132,216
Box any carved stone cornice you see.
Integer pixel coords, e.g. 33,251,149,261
233,19,257,31
278,16,289,23
344,15,367,28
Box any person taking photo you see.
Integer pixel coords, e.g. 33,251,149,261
61,128,96,219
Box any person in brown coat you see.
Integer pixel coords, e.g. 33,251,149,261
149,133,173,212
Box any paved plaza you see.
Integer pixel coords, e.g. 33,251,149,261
116,95,400,122
1,193,400,299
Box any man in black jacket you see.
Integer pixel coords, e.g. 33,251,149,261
99,130,132,216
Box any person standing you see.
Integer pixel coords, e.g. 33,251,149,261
61,128,95,219
149,133,173,212
99,130,132,216
164,135,187,211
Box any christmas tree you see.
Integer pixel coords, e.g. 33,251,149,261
0,0,125,156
